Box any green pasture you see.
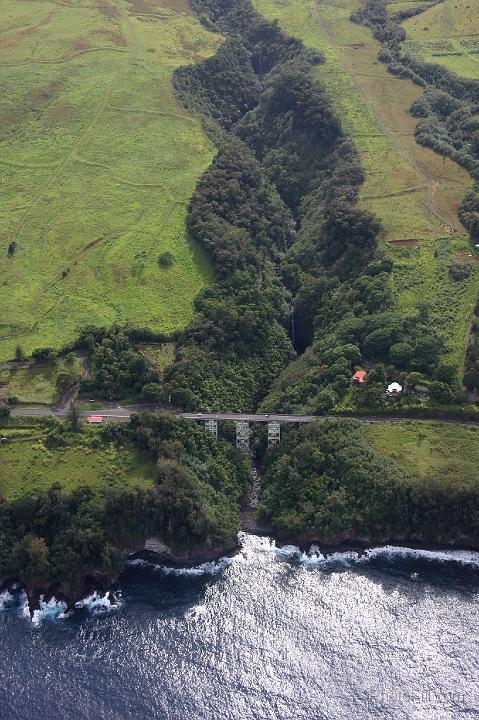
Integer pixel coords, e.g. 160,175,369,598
0,0,221,360
0,427,154,500
402,0,479,79
368,420,479,486
390,236,479,369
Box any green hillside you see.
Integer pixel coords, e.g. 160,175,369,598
0,423,155,500
401,0,479,79
0,0,220,361
253,0,479,369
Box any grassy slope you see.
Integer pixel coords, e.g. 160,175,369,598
401,0,479,79
253,0,479,369
0,0,221,361
0,427,154,500
137,341,176,370
0,357,84,404
368,420,479,487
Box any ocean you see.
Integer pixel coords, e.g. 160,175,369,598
1,534,478,720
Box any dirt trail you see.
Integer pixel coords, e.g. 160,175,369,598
313,0,457,232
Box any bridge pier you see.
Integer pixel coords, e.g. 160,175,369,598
204,419,218,439
267,421,281,447
236,421,250,454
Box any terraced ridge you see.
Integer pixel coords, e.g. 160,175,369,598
399,0,479,80
0,0,221,360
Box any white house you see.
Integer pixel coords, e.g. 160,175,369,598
387,382,403,396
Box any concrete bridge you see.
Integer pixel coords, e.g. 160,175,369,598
180,412,315,452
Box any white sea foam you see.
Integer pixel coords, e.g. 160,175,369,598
184,604,208,620
0,589,15,610
31,596,68,627
0,588,30,618
155,555,237,577
360,545,479,568
126,534,479,584
126,558,150,568
238,534,479,570
75,590,122,613
126,552,241,577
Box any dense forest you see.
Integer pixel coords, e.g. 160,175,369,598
260,418,479,544
168,0,458,413
0,414,249,593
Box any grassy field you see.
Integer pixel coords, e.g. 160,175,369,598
137,341,176,371
253,0,479,369
0,357,84,404
0,426,154,500
368,420,479,486
401,0,479,79
0,0,221,361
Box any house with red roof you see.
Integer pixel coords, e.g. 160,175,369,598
352,370,367,384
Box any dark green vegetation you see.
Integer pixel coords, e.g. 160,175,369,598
165,0,459,414
0,413,249,593
78,326,161,401
351,0,479,241
260,418,479,545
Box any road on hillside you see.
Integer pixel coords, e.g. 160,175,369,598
9,405,479,427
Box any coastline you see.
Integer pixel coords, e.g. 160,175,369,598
2,529,479,619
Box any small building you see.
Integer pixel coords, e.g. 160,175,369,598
352,370,367,384
86,415,103,424
387,382,403,396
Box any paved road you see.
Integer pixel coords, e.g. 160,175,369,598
180,412,316,423
10,405,316,423
10,404,158,421
9,405,479,427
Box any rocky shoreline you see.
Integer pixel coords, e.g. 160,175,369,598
2,530,479,619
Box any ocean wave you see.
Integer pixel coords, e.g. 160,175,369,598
0,588,30,618
237,534,479,570
126,554,241,577
184,604,208,620
31,596,68,627
0,589,16,610
161,556,236,577
75,590,122,613
361,545,479,568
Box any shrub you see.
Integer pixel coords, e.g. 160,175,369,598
448,262,472,282
31,347,56,363
0,404,11,421
158,252,175,268
429,381,454,404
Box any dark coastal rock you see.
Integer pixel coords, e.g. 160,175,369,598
129,536,240,568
